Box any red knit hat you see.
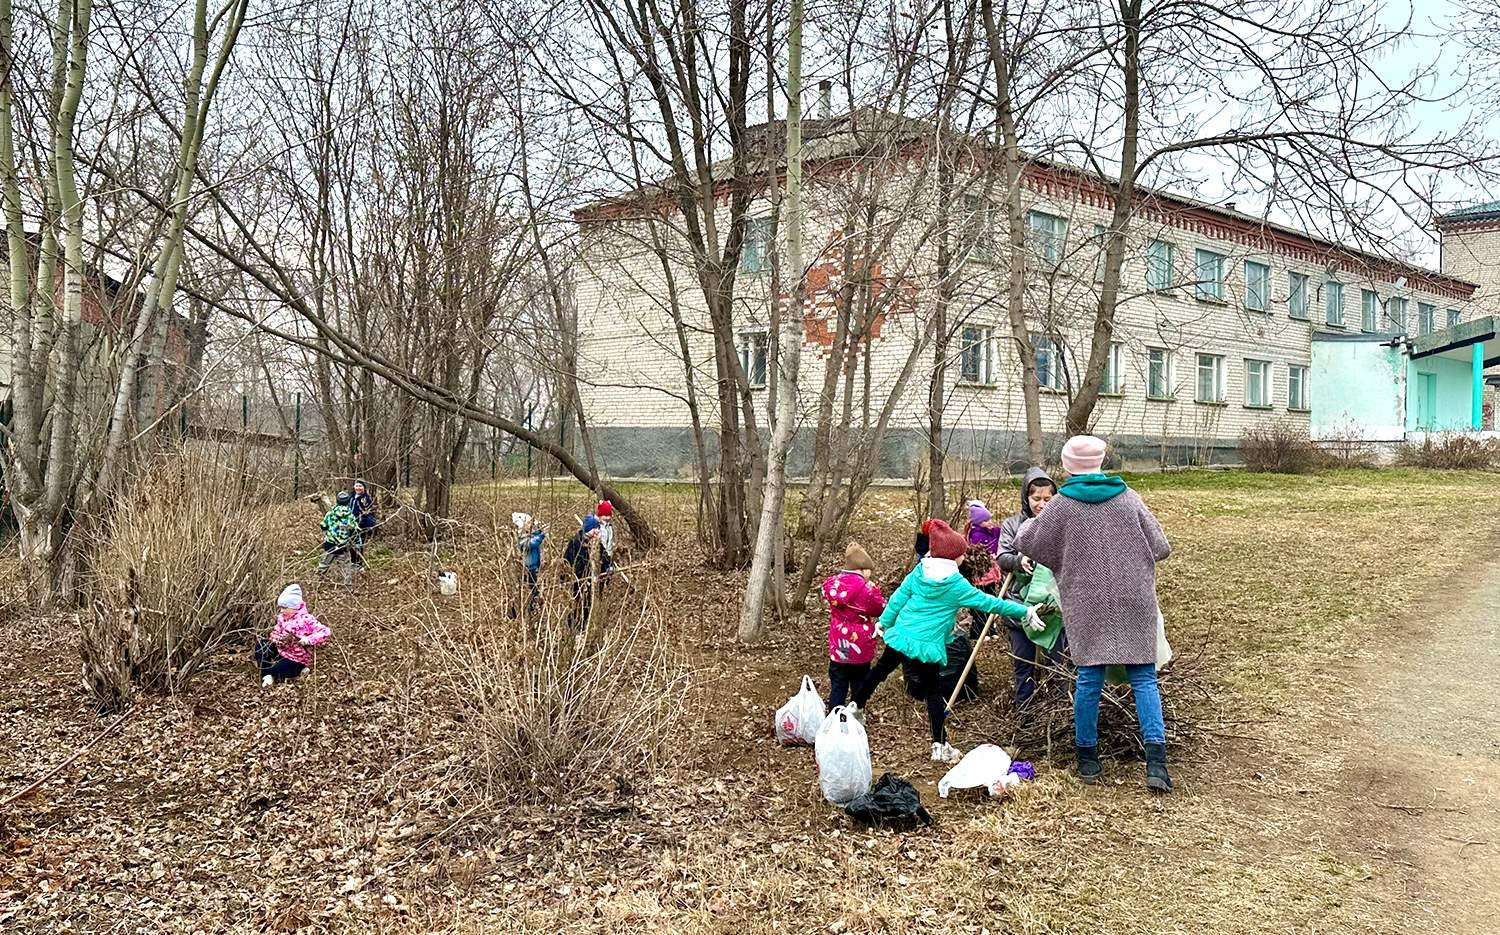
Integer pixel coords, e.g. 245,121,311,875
925,520,966,560
596,500,614,518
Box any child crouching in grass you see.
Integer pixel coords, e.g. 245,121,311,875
850,520,1039,763
253,584,330,687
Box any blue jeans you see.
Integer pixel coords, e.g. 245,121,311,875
1073,663,1165,746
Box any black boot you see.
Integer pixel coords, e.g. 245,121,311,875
1075,745,1101,784
1144,742,1173,794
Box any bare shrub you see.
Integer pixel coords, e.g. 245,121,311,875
1317,423,1377,468
1396,433,1500,469
82,448,279,711
428,594,690,804
1239,421,1321,473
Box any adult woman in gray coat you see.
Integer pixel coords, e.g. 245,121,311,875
1016,435,1173,793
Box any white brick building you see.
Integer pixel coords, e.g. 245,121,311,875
572,114,1486,477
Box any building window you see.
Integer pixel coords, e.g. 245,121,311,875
1361,289,1379,333
1195,249,1225,302
1145,239,1174,292
1288,364,1309,411
1148,348,1172,400
1027,210,1067,265
962,195,995,260
738,330,768,387
1094,224,1108,283
1418,302,1436,335
741,217,773,274
1196,353,1226,403
1244,260,1271,312
1288,272,1309,320
1325,280,1344,326
1386,296,1408,333
1244,358,1271,407
959,325,996,384
1102,342,1126,394
1034,335,1064,390
1448,307,1461,328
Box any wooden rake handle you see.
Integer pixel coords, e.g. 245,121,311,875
944,572,1013,715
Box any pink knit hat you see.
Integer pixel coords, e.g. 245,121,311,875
1061,435,1107,475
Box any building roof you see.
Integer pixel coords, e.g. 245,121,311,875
577,108,1478,299
1435,200,1500,228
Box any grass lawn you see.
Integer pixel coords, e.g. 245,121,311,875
2,468,1497,934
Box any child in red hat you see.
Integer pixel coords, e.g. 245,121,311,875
852,519,1039,763
594,500,616,559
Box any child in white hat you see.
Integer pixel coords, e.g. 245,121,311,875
253,584,331,687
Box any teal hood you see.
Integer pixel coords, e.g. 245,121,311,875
1058,473,1128,503
879,559,1030,664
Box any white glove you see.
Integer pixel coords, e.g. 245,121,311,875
1023,606,1046,634
298,635,314,646
873,624,885,641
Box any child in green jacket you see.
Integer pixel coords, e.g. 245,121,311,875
851,519,1039,763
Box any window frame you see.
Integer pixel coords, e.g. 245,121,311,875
1243,358,1272,408
962,194,996,260
1386,296,1408,334
1101,341,1126,394
959,324,996,385
1287,364,1310,412
1026,210,1068,266
1448,307,1462,328
1361,289,1380,333
1418,302,1436,335
1244,259,1271,312
1093,224,1108,283
1147,347,1173,400
737,330,769,388
1146,239,1175,293
1195,353,1226,404
1194,249,1226,302
1034,334,1065,391
1324,280,1345,327
740,217,774,274
1288,271,1310,320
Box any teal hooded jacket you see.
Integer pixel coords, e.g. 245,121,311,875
878,559,1031,664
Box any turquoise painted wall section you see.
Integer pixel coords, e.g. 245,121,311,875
1406,355,1474,431
1311,339,1405,441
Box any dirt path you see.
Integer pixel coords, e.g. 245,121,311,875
1328,561,1500,931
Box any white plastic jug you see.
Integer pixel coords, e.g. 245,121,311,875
437,571,459,596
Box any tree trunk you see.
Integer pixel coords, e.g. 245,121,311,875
738,0,802,644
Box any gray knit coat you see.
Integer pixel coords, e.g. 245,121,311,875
1014,487,1170,666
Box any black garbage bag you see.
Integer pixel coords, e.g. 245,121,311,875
905,635,980,703
844,772,933,829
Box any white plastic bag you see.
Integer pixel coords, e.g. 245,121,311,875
937,743,1013,798
1155,608,1173,670
815,706,872,804
437,572,459,596
774,675,824,746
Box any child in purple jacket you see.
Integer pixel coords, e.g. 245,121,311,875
821,542,887,711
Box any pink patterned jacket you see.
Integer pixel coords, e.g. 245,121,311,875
269,606,331,667
822,572,887,665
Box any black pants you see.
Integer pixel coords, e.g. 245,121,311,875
852,646,947,743
524,567,541,612
827,660,872,711
253,639,305,681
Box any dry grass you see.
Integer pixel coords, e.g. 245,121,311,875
424,585,690,805
80,447,282,711
1395,433,1500,469
6,469,1500,934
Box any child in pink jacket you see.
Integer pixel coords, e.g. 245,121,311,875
822,542,887,711
254,583,331,686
